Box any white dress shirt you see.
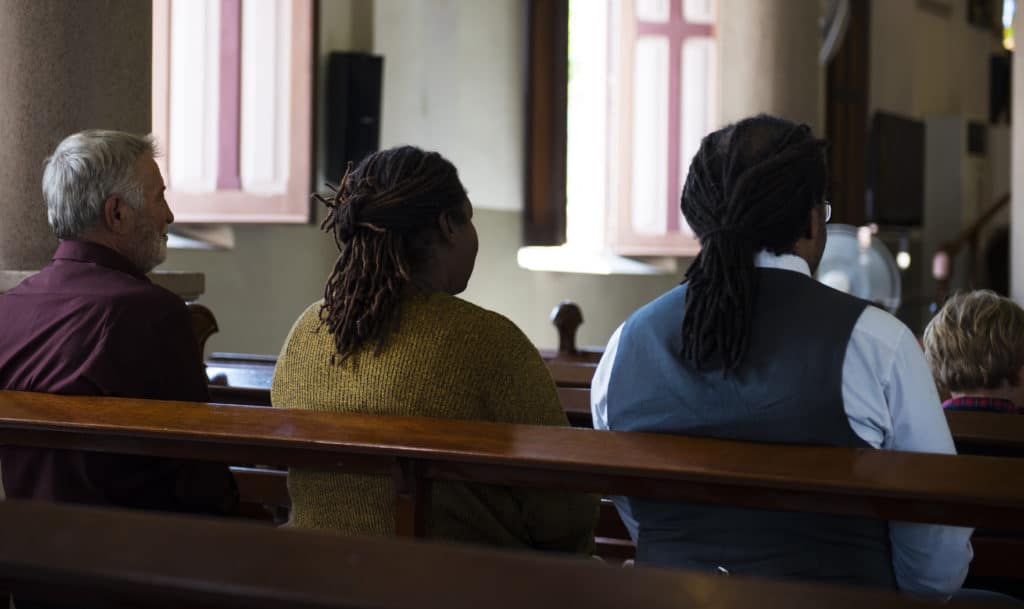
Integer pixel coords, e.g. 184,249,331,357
591,251,973,596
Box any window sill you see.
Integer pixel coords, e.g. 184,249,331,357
516,246,677,275
167,225,236,251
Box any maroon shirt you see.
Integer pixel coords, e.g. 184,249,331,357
0,240,236,513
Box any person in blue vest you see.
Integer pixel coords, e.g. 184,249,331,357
591,115,972,595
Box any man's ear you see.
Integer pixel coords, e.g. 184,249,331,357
437,209,456,244
102,194,130,234
804,206,822,241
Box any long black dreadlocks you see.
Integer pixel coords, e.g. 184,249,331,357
679,115,828,375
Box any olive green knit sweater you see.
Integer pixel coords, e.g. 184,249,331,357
271,291,597,553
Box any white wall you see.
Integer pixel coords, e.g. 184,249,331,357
162,0,832,356
718,0,823,133
871,0,1000,120
374,0,524,211
163,0,677,355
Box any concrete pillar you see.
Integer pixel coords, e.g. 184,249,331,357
0,1,152,271
718,0,823,134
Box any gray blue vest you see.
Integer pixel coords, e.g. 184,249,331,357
607,268,896,588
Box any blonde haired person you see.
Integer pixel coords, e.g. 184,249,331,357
923,290,1024,414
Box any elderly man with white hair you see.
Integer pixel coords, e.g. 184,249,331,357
0,130,236,514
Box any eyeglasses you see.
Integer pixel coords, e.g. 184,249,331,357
823,201,832,223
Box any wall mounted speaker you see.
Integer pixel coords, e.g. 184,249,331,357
325,52,384,184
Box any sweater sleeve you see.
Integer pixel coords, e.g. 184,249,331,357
483,317,599,553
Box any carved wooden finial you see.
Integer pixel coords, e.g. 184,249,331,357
550,301,583,356
187,303,219,356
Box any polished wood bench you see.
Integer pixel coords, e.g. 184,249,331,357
2,389,1022,586
1,390,1022,533
0,499,970,609
202,357,1024,459
202,294,1024,458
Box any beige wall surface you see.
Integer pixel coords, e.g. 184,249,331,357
870,0,1001,120
718,0,823,133
164,0,681,356
373,0,525,212
164,208,679,356
163,0,827,356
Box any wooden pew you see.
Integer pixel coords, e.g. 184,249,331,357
944,410,1024,457
202,357,1024,459
2,389,1022,586
228,467,636,557
538,301,603,364
205,297,1024,457
0,499,964,609
225,469,1024,586
207,353,275,406
1,390,1022,533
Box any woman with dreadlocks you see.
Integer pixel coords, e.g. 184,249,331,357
272,146,596,552
591,116,970,594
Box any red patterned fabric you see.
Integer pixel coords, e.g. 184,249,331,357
942,396,1022,414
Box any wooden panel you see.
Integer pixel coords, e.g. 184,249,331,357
944,410,1024,456
523,0,568,245
197,355,1024,457
546,361,597,388
557,387,592,425
970,536,1024,579
187,303,219,355
225,467,1024,580
0,499,947,609
209,385,272,407
0,391,1023,530
825,0,869,226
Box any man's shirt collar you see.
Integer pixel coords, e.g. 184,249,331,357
53,240,148,281
754,250,811,277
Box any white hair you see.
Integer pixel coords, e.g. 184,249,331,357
41,130,157,239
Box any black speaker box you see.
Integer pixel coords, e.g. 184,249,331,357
325,52,384,184
866,112,925,227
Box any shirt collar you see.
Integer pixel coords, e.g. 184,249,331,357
753,250,811,277
942,396,1021,414
53,240,148,281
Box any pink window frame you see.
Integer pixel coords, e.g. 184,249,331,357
151,0,314,224
611,0,716,256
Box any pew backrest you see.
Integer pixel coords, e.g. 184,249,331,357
202,360,1024,458
0,499,956,609
1,390,1022,534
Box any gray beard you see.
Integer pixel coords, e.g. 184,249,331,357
128,234,167,274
